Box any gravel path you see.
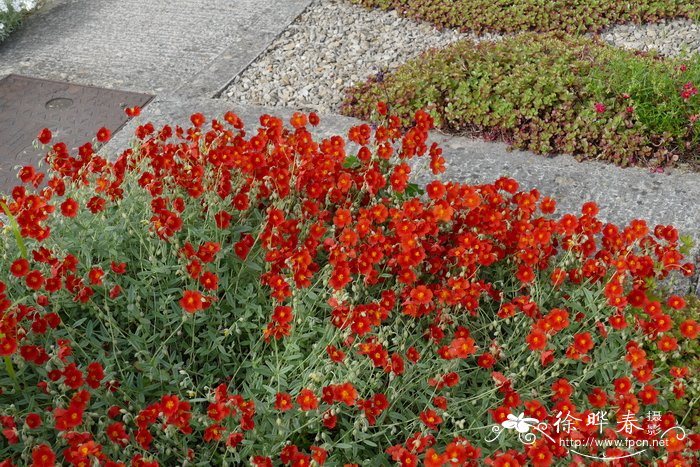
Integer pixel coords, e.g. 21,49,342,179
601,19,700,57
224,0,700,113
223,0,497,112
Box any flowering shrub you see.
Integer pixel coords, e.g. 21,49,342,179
0,107,698,466
0,0,38,42
342,33,700,169
351,0,698,34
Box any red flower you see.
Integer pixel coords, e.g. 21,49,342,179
160,394,180,417
25,270,45,290
334,382,358,406
199,271,219,291
86,362,105,388
226,432,244,449
290,112,308,129
10,258,30,277
638,384,658,405
106,422,129,447
572,332,594,354
275,392,293,411
0,337,17,356
251,457,272,467
88,267,104,285
515,265,535,283
96,126,112,143
125,106,141,117
657,335,678,352
526,329,547,351
478,352,497,368
214,210,232,228
329,265,351,290
448,337,476,359
409,285,433,305
110,261,127,274
25,413,42,429
297,388,318,411
203,424,224,442
37,128,52,145
179,290,204,313
406,346,421,363
680,319,699,339
31,444,56,467
60,198,79,217
190,113,206,128
551,378,573,400
667,295,686,310
109,285,121,299
588,387,608,408
613,377,632,394
594,102,606,113
419,409,443,430
271,305,293,324
54,403,84,431
62,363,84,389
326,345,346,363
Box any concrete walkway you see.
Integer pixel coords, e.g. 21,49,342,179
0,0,312,96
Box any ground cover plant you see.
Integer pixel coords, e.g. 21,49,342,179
0,0,38,43
350,0,699,35
342,32,700,170
0,108,698,466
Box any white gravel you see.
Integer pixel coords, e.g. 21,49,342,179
223,0,496,113
223,0,700,113
601,19,700,57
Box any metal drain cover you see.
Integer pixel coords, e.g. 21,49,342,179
0,74,153,194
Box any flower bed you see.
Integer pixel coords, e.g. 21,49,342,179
342,33,700,169
0,0,38,43
0,109,698,466
350,0,698,35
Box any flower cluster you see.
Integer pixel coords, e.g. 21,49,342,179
0,107,697,465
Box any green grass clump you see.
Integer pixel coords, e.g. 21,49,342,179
351,0,699,35
342,33,700,169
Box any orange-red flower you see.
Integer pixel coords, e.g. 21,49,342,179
31,444,56,467
179,290,203,313
657,335,678,352
10,258,30,277
37,128,53,145
60,198,79,217
572,332,594,354
297,389,318,411
526,329,547,351
275,392,293,411
420,409,443,430
96,127,112,143
667,295,686,310
680,319,699,339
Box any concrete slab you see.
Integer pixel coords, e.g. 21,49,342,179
0,0,312,96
